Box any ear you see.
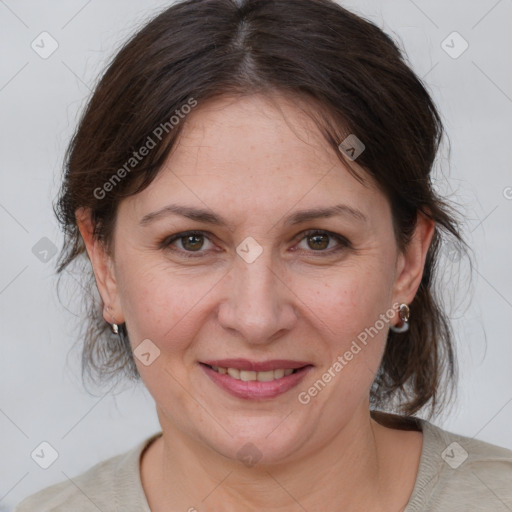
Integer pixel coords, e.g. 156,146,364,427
75,207,125,326
392,212,435,307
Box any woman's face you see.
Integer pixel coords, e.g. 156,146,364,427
88,93,429,464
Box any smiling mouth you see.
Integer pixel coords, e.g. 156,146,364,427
199,361,313,400
202,364,298,382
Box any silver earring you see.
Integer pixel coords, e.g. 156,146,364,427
106,305,120,335
390,303,410,333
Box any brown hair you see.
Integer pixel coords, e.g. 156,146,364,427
55,0,466,418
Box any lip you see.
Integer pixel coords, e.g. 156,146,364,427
200,358,312,372
199,362,313,400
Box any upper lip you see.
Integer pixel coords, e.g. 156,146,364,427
200,359,312,372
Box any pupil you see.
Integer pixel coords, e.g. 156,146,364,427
183,235,203,251
308,234,328,250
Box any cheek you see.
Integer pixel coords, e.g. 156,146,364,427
295,263,393,389
297,260,394,339
116,265,215,402
116,257,223,352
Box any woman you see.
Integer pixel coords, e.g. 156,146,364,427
15,0,512,510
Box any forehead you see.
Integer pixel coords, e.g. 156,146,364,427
172,93,343,177
121,93,387,227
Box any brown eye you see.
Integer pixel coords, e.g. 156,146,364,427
180,234,205,251
307,233,330,250
295,230,350,255
162,230,215,258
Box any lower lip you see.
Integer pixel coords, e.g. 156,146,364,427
199,363,313,400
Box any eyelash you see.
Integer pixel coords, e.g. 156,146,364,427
160,229,351,259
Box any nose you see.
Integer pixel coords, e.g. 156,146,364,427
217,252,298,345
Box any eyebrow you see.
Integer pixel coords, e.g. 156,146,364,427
139,203,368,227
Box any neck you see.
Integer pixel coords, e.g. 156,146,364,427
141,405,414,512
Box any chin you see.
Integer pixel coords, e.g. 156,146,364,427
198,417,310,467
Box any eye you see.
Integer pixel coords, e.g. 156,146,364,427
294,229,350,255
162,230,215,257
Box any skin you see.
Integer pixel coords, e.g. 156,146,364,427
77,92,434,512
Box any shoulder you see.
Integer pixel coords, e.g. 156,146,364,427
13,457,119,512
13,433,161,512
408,418,512,511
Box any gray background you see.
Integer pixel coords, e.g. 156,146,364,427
1,0,511,510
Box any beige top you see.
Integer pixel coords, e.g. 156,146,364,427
14,413,512,511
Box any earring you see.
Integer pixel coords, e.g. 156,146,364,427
106,305,120,335
390,303,410,333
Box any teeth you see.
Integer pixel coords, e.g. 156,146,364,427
227,367,240,379
211,366,297,381
256,370,275,382
240,370,257,382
